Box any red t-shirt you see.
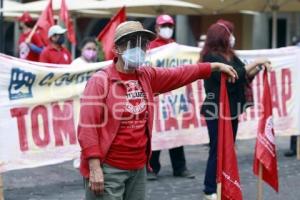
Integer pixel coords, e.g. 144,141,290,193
148,37,175,49
39,44,71,64
105,71,148,170
18,31,44,62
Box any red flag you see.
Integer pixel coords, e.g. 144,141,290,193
60,0,76,44
36,0,54,45
217,74,243,200
97,7,126,60
253,70,279,192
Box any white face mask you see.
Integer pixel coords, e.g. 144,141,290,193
159,27,174,39
121,47,146,69
198,41,205,48
229,34,236,48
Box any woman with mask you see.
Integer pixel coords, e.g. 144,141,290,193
39,25,72,64
78,21,239,200
200,19,271,200
72,37,98,65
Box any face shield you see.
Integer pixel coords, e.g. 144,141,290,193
116,34,151,70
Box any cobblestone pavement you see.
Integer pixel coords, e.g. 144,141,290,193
3,137,300,200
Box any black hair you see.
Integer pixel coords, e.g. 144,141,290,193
80,37,97,50
24,21,35,28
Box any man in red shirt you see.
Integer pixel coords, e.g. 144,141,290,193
148,14,194,180
18,12,44,62
148,14,175,49
39,25,71,64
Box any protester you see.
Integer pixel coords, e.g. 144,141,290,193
72,37,98,65
18,12,44,62
147,14,194,180
39,25,71,64
148,14,175,49
200,19,272,200
77,20,238,200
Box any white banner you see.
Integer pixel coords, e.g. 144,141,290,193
0,43,299,172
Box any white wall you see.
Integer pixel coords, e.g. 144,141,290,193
252,13,269,49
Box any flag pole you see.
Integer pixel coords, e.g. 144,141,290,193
217,183,221,200
25,23,38,43
0,174,4,200
257,162,263,200
71,16,77,60
297,136,300,160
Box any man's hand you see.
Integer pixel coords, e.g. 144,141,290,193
88,159,104,195
211,62,238,83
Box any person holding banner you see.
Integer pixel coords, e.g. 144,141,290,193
18,12,44,62
147,14,194,180
148,14,175,49
72,37,99,65
39,25,71,64
78,20,238,200
200,19,272,200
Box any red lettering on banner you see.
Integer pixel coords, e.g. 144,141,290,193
163,93,179,131
270,71,282,117
10,100,77,152
31,105,50,148
10,107,29,152
164,114,179,130
182,84,199,129
281,68,292,116
197,81,206,126
52,100,76,146
154,97,162,132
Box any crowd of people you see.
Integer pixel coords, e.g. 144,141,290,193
17,12,100,65
14,11,298,200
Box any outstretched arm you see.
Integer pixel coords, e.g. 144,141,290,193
146,62,238,95
245,58,272,78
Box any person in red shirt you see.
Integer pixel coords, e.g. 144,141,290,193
148,14,194,180
78,20,238,200
39,25,71,64
18,12,44,62
148,14,175,49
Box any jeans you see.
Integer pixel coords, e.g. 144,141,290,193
203,118,239,195
290,135,297,152
150,146,187,174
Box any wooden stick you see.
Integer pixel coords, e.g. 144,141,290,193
217,183,221,200
297,136,300,160
25,23,38,43
0,174,4,200
257,162,263,200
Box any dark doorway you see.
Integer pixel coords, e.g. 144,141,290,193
269,18,287,48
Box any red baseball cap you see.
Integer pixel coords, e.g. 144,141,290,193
18,12,33,23
156,14,175,25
